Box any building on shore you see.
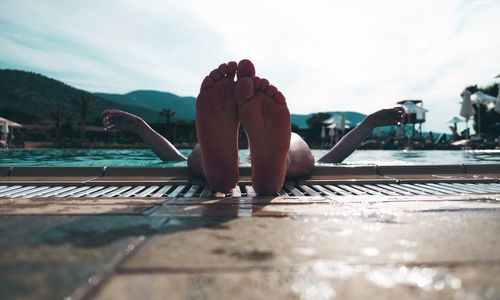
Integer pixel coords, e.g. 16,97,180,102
397,100,428,137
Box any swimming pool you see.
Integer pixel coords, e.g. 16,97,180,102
1,149,499,167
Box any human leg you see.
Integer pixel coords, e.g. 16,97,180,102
192,61,240,192
235,59,293,195
286,132,315,178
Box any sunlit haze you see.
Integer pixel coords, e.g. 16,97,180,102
1,0,499,133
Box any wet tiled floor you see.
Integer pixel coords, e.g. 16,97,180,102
0,193,499,300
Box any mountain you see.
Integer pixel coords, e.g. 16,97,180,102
97,91,367,128
0,68,368,129
0,69,163,124
96,90,196,121
291,111,367,129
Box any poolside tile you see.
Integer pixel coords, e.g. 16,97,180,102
0,197,163,215
165,196,330,205
94,264,500,300
0,215,165,300
344,199,500,211
152,204,250,217
122,210,500,271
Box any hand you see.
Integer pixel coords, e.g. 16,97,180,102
366,107,405,127
101,109,144,133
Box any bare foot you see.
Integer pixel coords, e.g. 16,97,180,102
195,61,240,192
235,59,291,195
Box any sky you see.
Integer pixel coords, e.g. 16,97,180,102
1,0,499,133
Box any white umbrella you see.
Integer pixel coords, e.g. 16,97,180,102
460,90,474,120
328,124,336,137
470,91,496,105
338,113,346,135
448,117,464,124
329,114,351,128
322,117,334,125
0,117,22,128
448,116,464,130
460,90,474,137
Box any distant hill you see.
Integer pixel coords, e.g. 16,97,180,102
0,69,163,124
291,111,367,129
96,90,196,121
97,91,367,128
0,69,369,129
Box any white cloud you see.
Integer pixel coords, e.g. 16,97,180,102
0,0,499,132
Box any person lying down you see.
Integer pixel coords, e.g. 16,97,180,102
102,59,404,196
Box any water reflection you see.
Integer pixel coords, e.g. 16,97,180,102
396,150,425,159
0,149,499,166
465,150,500,162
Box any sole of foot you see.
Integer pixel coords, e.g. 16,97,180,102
235,59,291,195
195,61,240,192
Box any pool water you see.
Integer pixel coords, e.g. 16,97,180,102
1,149,499,167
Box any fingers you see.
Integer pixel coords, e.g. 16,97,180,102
102,115,116,131
102,109,124,131
371,107,406,127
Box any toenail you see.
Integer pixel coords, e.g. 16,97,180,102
260,79,269,90
209,69,222,80
266,85,277,96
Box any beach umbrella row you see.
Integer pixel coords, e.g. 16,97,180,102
458,74,500,135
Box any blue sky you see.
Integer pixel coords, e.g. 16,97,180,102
1,0,499,133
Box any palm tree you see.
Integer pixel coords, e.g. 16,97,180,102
68,95,95,140
159,108,175,124
159,108,176,139
49,109,65,148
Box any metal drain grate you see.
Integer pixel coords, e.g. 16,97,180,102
0,182,499,198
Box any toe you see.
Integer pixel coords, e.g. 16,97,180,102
200,76,214,89
235,77,255,102
260,78,269,90
252,76,261,89
227,61,237,80
209,69,222,80
237,59,256,79
218,63,228,76
266,84,277,96
274,91,286,104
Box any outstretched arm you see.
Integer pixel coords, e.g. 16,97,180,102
318,107,404,163
102,109,187,161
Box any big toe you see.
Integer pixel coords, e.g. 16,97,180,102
237,59,255,79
